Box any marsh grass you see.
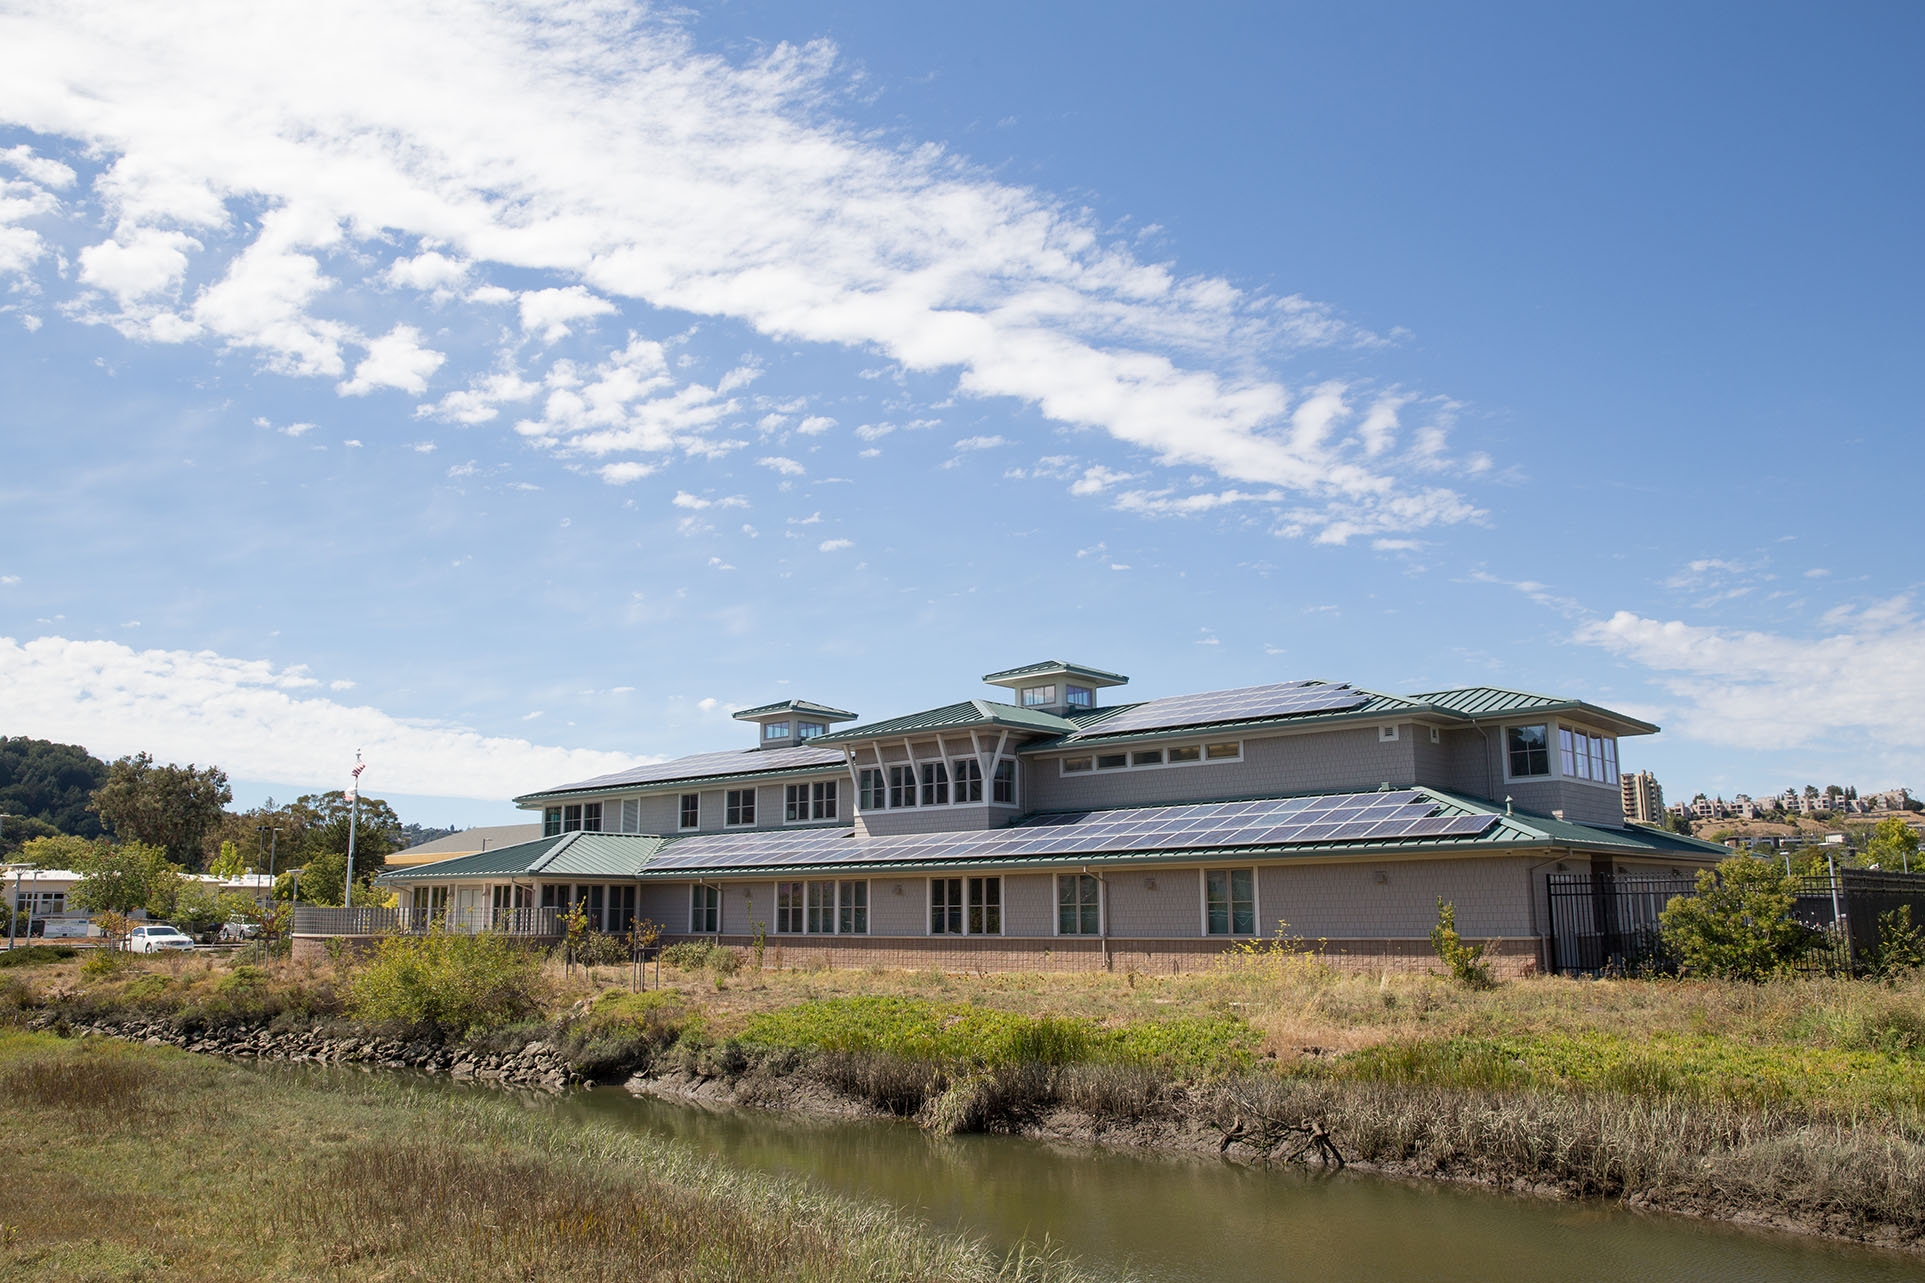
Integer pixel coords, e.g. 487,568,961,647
0,1031,1099,1282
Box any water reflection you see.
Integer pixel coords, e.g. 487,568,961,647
559,1087,1921,1283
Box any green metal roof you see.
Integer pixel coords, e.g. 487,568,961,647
1412,687,1659,734
809,699,1078,745
732,699,858,722
373,832,666,883
981,660,1131,685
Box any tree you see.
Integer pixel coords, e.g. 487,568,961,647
0,736,110,841
1660,855,1816,981
89,753,232,871
170,879,226,936
290,791,404,883
294,851,348,906
17,833,106,870
208,840,249,879
68,841,186,917
1867,817,1920,872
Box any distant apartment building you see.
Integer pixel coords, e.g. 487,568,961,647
1620,770,1664,824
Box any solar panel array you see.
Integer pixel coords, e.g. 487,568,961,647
645,790,1496,872
1071,681,1369,740
536,743,845,794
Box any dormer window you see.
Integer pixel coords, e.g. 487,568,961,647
1507,724,1550,779
1065,685,1094,708
1021,684,1056,707
763,721,791,741
796,721,827,740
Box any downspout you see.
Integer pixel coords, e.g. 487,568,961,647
1082,865,1110,972
1465,713,1494,800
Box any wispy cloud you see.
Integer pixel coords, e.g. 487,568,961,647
0,1,1486,541
0,635,640,798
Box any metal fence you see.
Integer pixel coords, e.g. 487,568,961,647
292,905,565,937
1547,869,1925,976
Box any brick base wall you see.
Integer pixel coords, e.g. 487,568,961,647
678,933,1545,977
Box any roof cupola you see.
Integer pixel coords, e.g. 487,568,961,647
732,699,858,748
981,660,1128,715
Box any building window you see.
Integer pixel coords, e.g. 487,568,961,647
1021,684,1056,707
930,876,1001,935
1066,685,1094,708
1379,725,1400,743
1063,756,1092,774
812,780,838,820
797,721,827,740
763,721,790,741
1560,728,1618,783
1167,745,1201,764
806,880,834,933
888,765,917,808
1204,868,1256,936
776,880,867,934
838,880,868,934
562,803,584,832
543,806,561,837
1063,742,1239,775
581,802,603,832
1507,724,1550,778
690,884,719,934
921,761,949,806
858,768,885,811
785,783,809,822
725,788,757,826
679,793,700,830
1132,749,1163,766
993,759,1017,805
1205,742,1240,761
1057,873,1100,935
953,759,984,803
1096,752,1128,770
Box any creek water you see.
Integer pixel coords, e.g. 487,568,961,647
534,1086,1923,1283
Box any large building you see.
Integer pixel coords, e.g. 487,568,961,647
365,661,1725,975
1619,770,1664,824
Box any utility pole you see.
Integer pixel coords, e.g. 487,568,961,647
3,813,14,950
343,751,364,906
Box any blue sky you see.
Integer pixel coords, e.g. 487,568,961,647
1,1,1919,828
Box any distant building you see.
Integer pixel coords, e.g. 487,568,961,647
386,823,544,870
1620,770,1664,824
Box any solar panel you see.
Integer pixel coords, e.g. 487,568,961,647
642,790,1498,873
1071,682,1369,740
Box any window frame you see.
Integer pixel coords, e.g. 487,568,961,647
929,875,1003,936
920,761,950,806
1055,872,1102,936
1065,684,1094,708
1200,867,1258,937
992,759,1017,806
952,758,984,803
679,793,700,831
796,720,827,740
1058,740,1241,776
689,884,720,934
724,787,757,827
1020,684,1057,707
1558,725,1620,788
887,764,917,808
762,721,791,741
1505,723,1552,781
858,768,885,811
543,806,562,837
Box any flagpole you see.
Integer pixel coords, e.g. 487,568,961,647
344,750,362,906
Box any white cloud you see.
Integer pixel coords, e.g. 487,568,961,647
0,1,1484,539
338,323,445,396
1069,464,1133,496
952,434,1007,452
599,460,655,484
78,226,201,303
796,415,836,435
385,251,468,292
0,635,640,799
420,370,542,424
1,144,75,189
818,538,853,552
757,455,805,476
1573,597,1925,777
517,285,616,343
0,575,18,586
410,440,436,453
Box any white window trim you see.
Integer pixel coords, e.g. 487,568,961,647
1556,723,1622,790
1059,739,1242,777
926,874,1004,936
724,787,758,828
773,878,870,935
1502,722,1554,783
689,883,721,935
853,746,1020,812
762,721,792,741
1198,866,1260,938
678,793,701,832
1378,724,1400,742
782,779,842,825
1429,726,1442,744
1053,872,1105,938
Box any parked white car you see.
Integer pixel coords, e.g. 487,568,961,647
126,924,196,953
217,919,260,943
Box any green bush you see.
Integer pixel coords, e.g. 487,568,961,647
0,945,76,969
346,931,544,1036
572,931,630,967
1660,856,1816,981
659,941,738,974
1429,898,1493,989
1868,906,1925,980
82,951,131,980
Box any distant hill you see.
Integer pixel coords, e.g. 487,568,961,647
0,736,110,846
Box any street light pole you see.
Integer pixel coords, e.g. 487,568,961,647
343,750,363,906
